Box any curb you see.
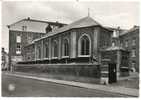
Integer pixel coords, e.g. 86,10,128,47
4,72,139,97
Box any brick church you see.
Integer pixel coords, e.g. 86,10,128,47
8,16,139,83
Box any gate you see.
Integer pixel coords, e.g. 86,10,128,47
108,63,117,83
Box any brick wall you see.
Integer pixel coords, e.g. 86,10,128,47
14,64,100,79
99,28,112,49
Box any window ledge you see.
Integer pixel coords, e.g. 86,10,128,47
78,55,91,57
43,58,49,60
52,57,58,59
36,59,41,61
62,56,69,58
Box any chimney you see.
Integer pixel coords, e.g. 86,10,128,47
7,25,10,29
117,26,120,30
133,25,138,29
117,26,120,37
2,48,4,52
27,17,30,20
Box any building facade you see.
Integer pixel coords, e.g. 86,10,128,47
8,17,66,66
119,26,139,72
23,16,113,65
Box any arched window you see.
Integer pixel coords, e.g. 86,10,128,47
37,45,41,59
63,39,69,56
44,43,49,58
81,36,90,55
112,41,115,47
53,41,58,57
78,34,91,56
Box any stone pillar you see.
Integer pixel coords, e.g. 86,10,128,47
117,50,121,80
70,31,76,58
41,40,44,59
48,38,52,60
34,42,37,60
93,28,98,55
58,36,61,59
98,52,102,64
100,59,110,85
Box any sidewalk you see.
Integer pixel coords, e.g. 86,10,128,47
3,71,139,97
118,72,139,81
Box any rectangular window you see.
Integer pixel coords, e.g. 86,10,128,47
37,46,41,59
44,44,49,58
16,43,21,54
132,38,136,46
131,49,136,57
27,34,32,44
22,26,27,31
120,42,123,47
17,35,21,43
125,40,128,47
112,42,115,47
132,62,136,68
131,62,136,72
112,30,117,37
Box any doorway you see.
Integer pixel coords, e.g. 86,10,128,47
108,63,117,83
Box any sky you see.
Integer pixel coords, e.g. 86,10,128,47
1,0,139,52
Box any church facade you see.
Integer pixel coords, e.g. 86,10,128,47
23,16,113,64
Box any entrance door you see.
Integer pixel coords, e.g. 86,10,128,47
108,63,117,83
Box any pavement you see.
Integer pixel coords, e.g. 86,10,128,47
2,74,129,97
118,72,139,81
3,71,139,97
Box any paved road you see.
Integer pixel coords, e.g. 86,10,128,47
2,74,131,97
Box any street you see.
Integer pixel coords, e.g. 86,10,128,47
2,73,131,97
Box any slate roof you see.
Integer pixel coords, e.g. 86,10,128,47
8,17,66,27
120,26,139,36
8,17,67,33
34,16,102,42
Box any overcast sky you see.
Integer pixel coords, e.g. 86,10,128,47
2,1,139,52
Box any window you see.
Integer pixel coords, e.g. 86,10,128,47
132,62,136,68
120,42,123,47
22,26,27,31
28,56,30,60
53,41,58,57
63,39,69,56
37,46,41,59
132,38,136,46
80,35,90,55
131,49,136,57
27,34,33,44
113,30,117,37
131,62,136,72
44,43,49,58
103,41,108,47
112,42,115,47
17,34,21,43
16,43,21,54
125,40,128,47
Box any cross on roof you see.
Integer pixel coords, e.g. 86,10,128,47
88,8,90,17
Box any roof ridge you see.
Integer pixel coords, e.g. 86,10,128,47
8,18,26,27
8,18,67,27
34,16,102,42
69,16,101,27
25,18,67,25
